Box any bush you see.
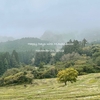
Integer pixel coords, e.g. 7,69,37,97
0,71,34,86
2,68,20,78
43,67,58,78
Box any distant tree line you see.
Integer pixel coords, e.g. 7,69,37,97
0,50,20,76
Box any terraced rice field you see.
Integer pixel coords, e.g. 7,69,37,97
0,73,100,100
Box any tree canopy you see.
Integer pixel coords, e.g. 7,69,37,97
57,68,78,85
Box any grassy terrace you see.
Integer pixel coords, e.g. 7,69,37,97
0,73,100,100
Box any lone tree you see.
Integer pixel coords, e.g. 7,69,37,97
57,68,78,85
82,38,87,47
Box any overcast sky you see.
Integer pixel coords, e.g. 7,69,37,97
0,0,100,38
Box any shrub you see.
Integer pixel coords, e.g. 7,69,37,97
0,71,34,86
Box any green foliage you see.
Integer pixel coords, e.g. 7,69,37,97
73,56,98,75
12,50,19,64
74,64,96,75
63,40,81,54
82,38,87,47
0,65,35,86
55,61,66,70
91,45,100,66
57,68,78,85
95,57,100,66
91,45,100,54
64,61,75,68
31,66,58,79
42,67,58,78
0,51,20,75
54,52,63,62
39,62,45,68
83,65,95,73
0,71,33,86
34,51,52,66
81,46,92,56
60,52,80,62
2,68,20,78
18,51,35,65
55,61,75,71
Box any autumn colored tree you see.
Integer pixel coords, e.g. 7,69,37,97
57,68,78,85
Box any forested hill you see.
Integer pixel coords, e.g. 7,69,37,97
41,29,100,42
0,37,55,52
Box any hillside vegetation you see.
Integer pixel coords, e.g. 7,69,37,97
0,73,100,100
0,38,100,99
0,37,55,52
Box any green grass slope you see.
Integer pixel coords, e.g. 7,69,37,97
0,73,100,100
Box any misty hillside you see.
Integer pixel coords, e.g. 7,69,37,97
0,37,55,52
0,36,14,42
79,29,100,42
41,30,100,43
40,31,76,43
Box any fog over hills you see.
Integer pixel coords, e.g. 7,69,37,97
40,31,77,43
79,29,100,42
0,36,14,42
40,29,100,43
0,28,100,44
